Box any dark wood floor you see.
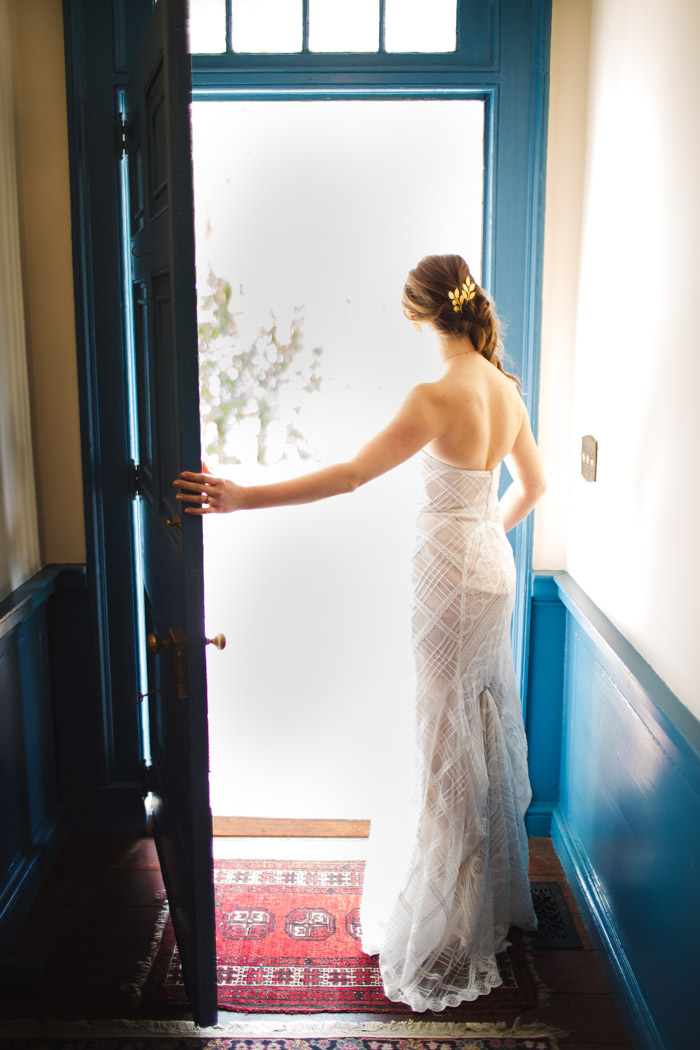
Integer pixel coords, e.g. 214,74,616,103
0,834,634,1049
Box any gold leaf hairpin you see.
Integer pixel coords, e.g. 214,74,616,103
448,277,477,312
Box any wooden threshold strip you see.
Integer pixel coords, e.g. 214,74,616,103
212,816,371,838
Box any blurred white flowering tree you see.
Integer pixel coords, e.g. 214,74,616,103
198,268,324,466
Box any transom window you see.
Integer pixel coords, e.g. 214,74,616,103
189,0,458,55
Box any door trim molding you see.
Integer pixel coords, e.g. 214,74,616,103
61,0,552,815
190,0,552,707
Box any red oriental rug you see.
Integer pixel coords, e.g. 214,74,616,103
142,859,542,1014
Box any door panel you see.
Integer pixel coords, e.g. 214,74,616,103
126,0,217,1027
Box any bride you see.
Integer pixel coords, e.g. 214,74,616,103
174,253,546,1011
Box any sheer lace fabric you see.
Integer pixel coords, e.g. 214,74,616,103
360,449,538,1012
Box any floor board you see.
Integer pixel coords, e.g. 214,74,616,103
0,834,634,1047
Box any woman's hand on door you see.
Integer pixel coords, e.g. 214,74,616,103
173,470,246,514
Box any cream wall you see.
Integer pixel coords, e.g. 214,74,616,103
536,0,700,720
11,0,85,568
0,0,40,599
532,0,590,570
5,0,699,721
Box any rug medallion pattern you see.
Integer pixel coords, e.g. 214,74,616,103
144,860,541,1014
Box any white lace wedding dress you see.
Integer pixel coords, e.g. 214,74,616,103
360,448,538,1012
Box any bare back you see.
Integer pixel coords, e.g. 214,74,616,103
425,351,524,471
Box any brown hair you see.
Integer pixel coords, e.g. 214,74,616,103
402,254,521,390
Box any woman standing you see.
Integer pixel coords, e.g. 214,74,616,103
174,253,546,1012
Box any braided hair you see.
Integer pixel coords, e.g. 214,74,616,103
401,254,521,390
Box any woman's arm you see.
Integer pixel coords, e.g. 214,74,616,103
173,383,443,515
499,406,546,532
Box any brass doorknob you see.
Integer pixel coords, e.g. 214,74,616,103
147,633,173,656
206,633,227,651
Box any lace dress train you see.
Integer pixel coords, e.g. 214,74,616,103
360,449,538,1012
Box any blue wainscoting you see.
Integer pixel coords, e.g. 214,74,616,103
0,568,65,953
0,563,146,956
3,560,697,1046
529,571,699,1050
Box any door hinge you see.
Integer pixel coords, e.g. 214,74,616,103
118,112,128,157
128,459,142,498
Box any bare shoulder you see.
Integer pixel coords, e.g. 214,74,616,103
404,379,450,411
510,389,533,439
477,360,526,429
509,382,528,423
488,365,525,422
492,360,525,401
505,395,546,492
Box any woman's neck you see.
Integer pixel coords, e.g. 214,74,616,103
438,333,478,364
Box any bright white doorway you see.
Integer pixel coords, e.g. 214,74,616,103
192,99,484,821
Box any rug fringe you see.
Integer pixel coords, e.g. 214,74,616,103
0,1017,571,1040
120,899,170,1001
521,930,554,1008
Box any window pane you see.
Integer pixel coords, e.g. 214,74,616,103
385,0,457,53
309,0,379,53
232,0,303,53
192,99,484,819
188,0,226,53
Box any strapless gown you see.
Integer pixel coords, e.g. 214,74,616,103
359,448,538,1012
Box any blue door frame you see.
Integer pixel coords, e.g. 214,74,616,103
62,0,551,825
189,0,552,710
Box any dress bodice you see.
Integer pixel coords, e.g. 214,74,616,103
419,449,502,521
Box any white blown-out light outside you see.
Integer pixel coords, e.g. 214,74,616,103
192,99,484,820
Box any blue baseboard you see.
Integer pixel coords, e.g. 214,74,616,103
64,784,148,832
525,801,554,837
0,814,67,955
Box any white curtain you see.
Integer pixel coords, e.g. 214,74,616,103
0,0,40,600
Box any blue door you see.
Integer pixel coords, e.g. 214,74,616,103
126,0,217,1026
